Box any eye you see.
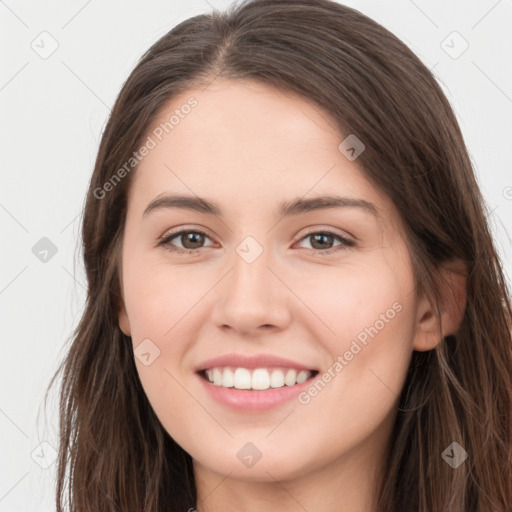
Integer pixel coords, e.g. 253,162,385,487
158,227,356,255
295,228,356,255
158,228,215,254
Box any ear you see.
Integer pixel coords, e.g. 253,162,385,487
118,297,132,337
413,260,468,351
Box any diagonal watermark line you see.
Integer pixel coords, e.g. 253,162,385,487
61,60,110,109
0,265,28,295
265,470,310,512
265,266,337,336
163,368,234,438
202,0,217,14
0,203,29,232
471,0,503,30
0,0,29,28
265,410,295,438
164,267,234,336
266,163,337,234
484,203,512,247
492,208,512,246
197,470,234,507
0,472,29,503
0,408,29,438
0,62,29,92
278,85,339,134
407,0,439,29
61,0,93,29
200,66,226,93
60,212,81,233
472,61,512,104
486,204,499,218
61,265,87,291
368,368,399,398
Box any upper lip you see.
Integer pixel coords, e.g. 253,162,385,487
195,353,319,372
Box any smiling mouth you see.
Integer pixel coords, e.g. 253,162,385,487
198,366,320,391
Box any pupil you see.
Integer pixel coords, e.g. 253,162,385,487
183,232,204,249
311,233,332,250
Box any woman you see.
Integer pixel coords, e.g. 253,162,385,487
46,0,512,510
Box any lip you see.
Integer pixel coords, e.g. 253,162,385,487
195,353,318,372
196,370,319,412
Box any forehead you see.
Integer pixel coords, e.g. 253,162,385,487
148,77,338,144
128,78,400,232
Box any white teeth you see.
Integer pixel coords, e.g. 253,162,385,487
296,370,310,384
213,368,223,386
222,367,234,387
284,369,297,386
270,369,285,388
203,367,314,390
251,368,270,390
233,368,252,389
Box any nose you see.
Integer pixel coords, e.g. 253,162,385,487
211,245,293,337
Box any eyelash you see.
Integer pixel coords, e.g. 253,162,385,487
158,227,356,256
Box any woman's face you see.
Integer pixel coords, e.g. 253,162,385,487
118,78,427,483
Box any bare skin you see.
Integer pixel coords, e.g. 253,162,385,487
117,78,466,512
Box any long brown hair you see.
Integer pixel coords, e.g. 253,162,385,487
45,0,512,510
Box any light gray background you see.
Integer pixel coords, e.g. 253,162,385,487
1,0,511,510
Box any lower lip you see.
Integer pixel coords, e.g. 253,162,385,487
196,371,318,412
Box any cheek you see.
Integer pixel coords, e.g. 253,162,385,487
302,261,416,414
122,259,206,341
122,262,201,417
296,258,410,342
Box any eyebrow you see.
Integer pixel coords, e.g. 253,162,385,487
143,193,380,220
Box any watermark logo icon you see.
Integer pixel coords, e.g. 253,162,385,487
236,442,262,468
31,441,58,469
30,31,59,59
441,31,469,60
338,134,365,161
32,237,58,263
441,441,468,468
134,338,161,366
236,236,264,264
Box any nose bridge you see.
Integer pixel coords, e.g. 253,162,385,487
233,234,271,294
212,234,290,332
